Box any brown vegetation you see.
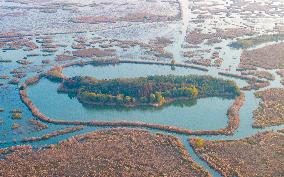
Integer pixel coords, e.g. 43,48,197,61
12,123,21,129
242,79,270,91
0,33,38,51
240,42,284,69
11,109,23,119
218,72,270,90
46,67,66,82
0,75,9,80
277,69,284,85
28,119,48,131
72,48,116,58
190,131,284,177
55,55,75,61
241,70,275,81
1,129,211,177
253,88,284,128
191,59,211,67
186,28,253,45
72,11,179,24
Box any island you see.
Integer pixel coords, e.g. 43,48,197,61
57,75,241,107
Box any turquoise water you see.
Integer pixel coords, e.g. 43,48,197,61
25,62,242,177
1,0,284,176
27,62,284,139
0,85,73,147
28,77,233,131
62,63,207,78
1,36,283,177
0,32,239,177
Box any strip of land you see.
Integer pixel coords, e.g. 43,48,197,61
21,126,83,142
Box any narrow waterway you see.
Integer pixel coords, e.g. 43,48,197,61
166,0,190,62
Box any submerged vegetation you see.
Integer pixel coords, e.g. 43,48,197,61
11,109,23,119
59,75,240,107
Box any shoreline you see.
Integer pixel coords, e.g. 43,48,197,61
18,60,245,136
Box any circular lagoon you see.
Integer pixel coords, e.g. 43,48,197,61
27,64,235,131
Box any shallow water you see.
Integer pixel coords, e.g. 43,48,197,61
62,63,207,78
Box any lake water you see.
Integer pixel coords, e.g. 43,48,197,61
2,0,284,176
28,63,234,131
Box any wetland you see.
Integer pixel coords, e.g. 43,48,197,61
1,0,284,176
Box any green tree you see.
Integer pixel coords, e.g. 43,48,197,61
149,93,156,103
155,92,165,105
171,59,176,65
